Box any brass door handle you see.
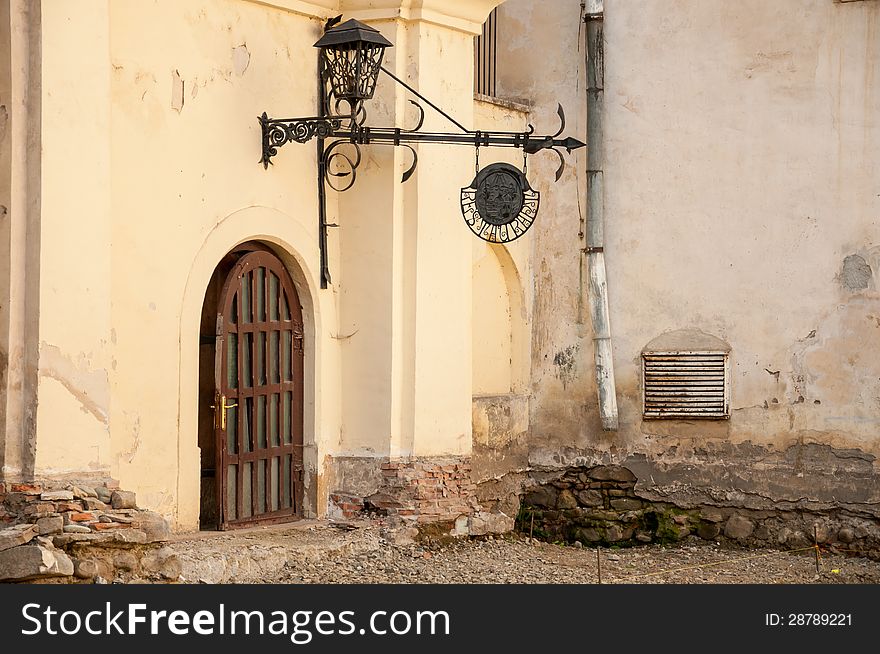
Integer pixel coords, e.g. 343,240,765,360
210,395,238,430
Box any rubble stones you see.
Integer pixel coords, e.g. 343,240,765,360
0,524,38,551
588,465,636,483
64,524,92,534
111,491,137,509
135,511,170,542
724,516,755,541
111,529,147,545
0,475,171,585
556,489,578,509
697,522,721,540
74,559,100,579
575,490,603,507
518,465,880,553
610,498,642,511
95,487,113,503
468,511,514,536
700,509,725,523
36,516,64,535
113,551,138,571
40,490,74,501
521,486,557,508
0,544,74,581
71,486,98,499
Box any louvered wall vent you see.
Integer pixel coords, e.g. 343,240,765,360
642,350,730,419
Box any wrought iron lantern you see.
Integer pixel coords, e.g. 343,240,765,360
313,19,392,114
260,16,586,288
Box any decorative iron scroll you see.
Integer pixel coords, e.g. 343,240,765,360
260,113,342,169
460,163,539,243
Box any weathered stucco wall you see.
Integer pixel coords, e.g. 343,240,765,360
488,0,880,515
2,0,505,531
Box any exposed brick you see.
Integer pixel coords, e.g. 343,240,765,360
11,483,42,495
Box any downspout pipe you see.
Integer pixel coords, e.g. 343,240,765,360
585,1,619,430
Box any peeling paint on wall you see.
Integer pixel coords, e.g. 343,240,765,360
552,345,579,389
840,254,873,292
38,343,109,426
232,44,250,77
171,69,184,113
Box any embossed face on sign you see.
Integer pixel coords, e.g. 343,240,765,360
476,169,525,225
460,163,539,243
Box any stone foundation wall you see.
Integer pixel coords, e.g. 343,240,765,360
0,481,178,583
519,465,880,558
327,456,515,535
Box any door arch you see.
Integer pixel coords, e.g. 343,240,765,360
213,248,304,529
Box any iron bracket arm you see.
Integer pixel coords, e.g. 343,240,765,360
260,114,585,168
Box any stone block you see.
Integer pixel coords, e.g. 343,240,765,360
112,529,147,544
521,486,557,509
36,516,64,535
0,524,38,551
70,486,98,499
113,551,139,572
556,489,578,509
576,527,602,542
74,559,100,580
610,498,643,511
63,524,92,534
56,502,84,512
468,511,514,536
93,522,132,530
575,490,603,507
0,544,74,581
724,515,755,540
699,508,725,523
605,525,633,542
95,487,113,503
588,466,636,483
697,522,721,540
110,491,137,509
40,490,74,502
84,499,108,511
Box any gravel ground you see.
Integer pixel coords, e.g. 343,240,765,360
239,521,880,585
171,519,880,585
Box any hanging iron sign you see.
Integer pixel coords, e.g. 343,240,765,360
258,18,586,285
460,163,539,243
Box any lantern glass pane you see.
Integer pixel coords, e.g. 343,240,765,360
322,42,385,103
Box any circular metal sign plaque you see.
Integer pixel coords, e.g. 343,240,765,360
460,163,539,243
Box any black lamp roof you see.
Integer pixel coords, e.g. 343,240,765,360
313,18,393,49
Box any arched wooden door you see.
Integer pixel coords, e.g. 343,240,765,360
214,250,304,529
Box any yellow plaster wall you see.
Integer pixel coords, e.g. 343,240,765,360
103,0,344,527
17,0,506,528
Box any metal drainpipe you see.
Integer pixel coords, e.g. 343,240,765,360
584,0,619,430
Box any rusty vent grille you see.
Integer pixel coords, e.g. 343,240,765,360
642,351,730,419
